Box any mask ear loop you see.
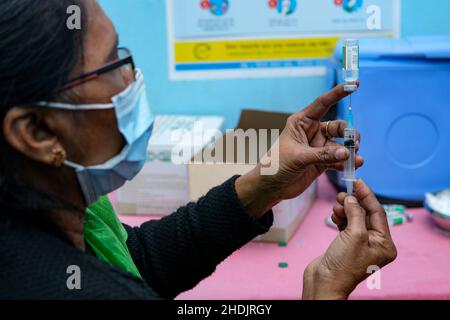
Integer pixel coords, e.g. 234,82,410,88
35,101,115,110
34,69,144,111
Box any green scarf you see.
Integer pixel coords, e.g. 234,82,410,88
84,196,142,279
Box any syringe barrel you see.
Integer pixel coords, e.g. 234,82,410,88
343,127,356,182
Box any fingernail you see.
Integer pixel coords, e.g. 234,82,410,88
335,148,349,161
346,196,358,204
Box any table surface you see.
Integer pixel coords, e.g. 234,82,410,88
119,176,450,300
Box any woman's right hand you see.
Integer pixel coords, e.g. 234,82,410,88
302,179,397,300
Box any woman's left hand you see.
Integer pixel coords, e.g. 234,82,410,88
236,84,364,218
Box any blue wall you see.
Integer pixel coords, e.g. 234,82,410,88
100,0,450,128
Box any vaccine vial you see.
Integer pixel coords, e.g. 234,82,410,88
342,39,359,92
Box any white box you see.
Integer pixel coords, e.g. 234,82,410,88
117,115,224,215
254,182,317,242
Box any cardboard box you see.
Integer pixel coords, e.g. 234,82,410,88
188,110,317,242
117,115,224,215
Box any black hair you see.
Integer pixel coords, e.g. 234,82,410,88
0,0,87,220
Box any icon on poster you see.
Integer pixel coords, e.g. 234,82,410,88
334,0,363,13
200,0,229,16
193,43,212,60
268,0,297,16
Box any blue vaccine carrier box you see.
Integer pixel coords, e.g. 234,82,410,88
333,37,450,204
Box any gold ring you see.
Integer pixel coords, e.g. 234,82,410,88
325,121,332,139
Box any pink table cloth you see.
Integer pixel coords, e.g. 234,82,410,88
118,175,450,300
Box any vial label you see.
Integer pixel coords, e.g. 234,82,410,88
344,45,359,71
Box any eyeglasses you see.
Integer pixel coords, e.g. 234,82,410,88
57,47,136,92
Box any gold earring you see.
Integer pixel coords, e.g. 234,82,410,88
52,148,66,168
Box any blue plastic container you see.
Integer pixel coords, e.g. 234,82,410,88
333,36,450,203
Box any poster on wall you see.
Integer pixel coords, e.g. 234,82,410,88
167,0,401,80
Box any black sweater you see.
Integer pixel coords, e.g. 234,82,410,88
0,176,273,300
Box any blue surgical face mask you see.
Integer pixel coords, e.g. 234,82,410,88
37,69,154,205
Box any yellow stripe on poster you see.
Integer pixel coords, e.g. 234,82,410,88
175,38,340,63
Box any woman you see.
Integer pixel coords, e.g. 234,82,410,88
0,0,396,299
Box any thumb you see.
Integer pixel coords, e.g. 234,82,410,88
344,196,367,234
301,146,349,166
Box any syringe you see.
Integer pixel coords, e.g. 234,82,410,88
343,105,356,195
341,39,359,194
